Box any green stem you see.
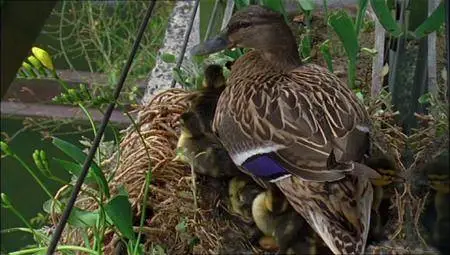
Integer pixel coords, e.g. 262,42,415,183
9,245,98,255
13,155,53,198
4,205,38,239
78,103,101,164
348,58,357,89
1,227,49,245
125,112,152,254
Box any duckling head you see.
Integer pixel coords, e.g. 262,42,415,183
203,64,226,89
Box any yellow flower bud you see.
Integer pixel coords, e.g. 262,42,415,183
32,47,54,71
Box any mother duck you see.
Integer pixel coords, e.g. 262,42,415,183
191,5,380,254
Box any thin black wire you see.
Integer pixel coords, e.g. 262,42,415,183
46,1,157,254
170,0,200,88
446,0,449,102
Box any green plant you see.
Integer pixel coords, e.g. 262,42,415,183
326,0,369,89
3,45,154,254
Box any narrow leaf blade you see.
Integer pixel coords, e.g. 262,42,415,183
370,0,402,37
413,2,444,38
328,10,359,62
52,137,110,197
297,0,314,11
52,158,97,185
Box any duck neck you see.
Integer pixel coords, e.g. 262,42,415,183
261,44,301,71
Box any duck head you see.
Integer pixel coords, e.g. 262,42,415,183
191,5,299,63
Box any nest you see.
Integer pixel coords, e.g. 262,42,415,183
109,88,259,254
50,89,263,254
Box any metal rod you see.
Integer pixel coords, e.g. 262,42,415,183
446,0,449,101
204,0,221,41
46,1,157,254
170,0,200,88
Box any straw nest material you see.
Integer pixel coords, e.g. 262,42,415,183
108,88,259,254
50,89,263,254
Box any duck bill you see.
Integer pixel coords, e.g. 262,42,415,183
190,32,232,56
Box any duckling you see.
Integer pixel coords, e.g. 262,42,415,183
228,175,264,222
174,64,239,178
424,151,450,253
365,155,403,241
175,111,239,178
252,188,328,255
188,64,227,131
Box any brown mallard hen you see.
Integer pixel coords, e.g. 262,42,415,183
191,5,380,254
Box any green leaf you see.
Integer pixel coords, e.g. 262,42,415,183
44,199,98,228
161,53,176,64
418,93,431,104
52,158,97,185
52,137,110,198
43,199,63,214
234,0,250,9
300,33,312,59
172,67,189,88
355,91,365,103
260,0,285,14
354,0,369,36
175,217,188,233
370,0,402,37
105,194,135,241
297,0,314,11
68,207,99,228
328,10,359,62
413,2,445,38
319,40,334,72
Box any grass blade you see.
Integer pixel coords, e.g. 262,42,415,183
320,40,334,72
355,0,369,36
370,0,402,37
413,1,444,38
329,10,358,62
52,137,110,198
297,0,315,11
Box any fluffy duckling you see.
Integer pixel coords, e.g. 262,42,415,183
228,175,264,222
174,64,239,178
424,151,449,253
175,111,239,178
252,188,329,255
365,155,403,241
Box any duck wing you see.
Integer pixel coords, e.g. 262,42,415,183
213,63,378,182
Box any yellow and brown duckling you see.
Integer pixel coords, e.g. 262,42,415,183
252,187,332,254
364,155,403,242
228,175,264,222
423,151,449,253
191,5,380,254
174,65,239,178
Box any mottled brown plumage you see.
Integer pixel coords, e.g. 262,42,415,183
191,5,379,254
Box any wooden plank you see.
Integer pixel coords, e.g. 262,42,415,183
55,69,147,88
1,101,131,126
4,78,146,105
